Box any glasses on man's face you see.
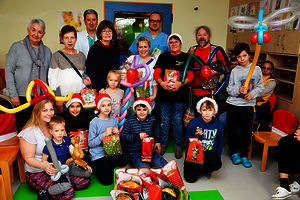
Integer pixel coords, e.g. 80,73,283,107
102,30,112,34
261,66,272,70
149,19,161,23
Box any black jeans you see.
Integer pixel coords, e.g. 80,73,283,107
227,104,254,157
184,150,222,183
278,134,300,175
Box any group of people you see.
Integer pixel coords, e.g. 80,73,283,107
4,8,300,200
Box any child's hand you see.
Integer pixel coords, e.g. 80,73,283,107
239,85,248,94
112,127,119,134
196,128,203,136
85,165,93,173
244,92,252,101
139,132,148,140
154,143,161,154
99,88,106,94
104,128,113,137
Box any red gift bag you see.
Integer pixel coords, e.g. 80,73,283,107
186,138,204,165
68,129,88,150
141,137,154,162
80,87,97,109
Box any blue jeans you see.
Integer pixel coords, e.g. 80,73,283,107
129,151,167,168
160,102,185,148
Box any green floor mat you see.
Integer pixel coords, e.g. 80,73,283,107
189,190,224,200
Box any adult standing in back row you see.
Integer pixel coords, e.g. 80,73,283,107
75,9,98,58
129,12,169,58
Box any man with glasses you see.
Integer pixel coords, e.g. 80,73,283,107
75,9,98,57
129,12,169,56
255,60,277,130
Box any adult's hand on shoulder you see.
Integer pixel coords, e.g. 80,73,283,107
83,77,91,86
11,96,20,106
56,101,64,113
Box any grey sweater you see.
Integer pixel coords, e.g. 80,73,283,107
226,63,264,107
5,41,52,97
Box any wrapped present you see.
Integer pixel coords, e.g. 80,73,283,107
141,137,154,162
117,172,143,193
68,129,88,150
103,133,122,157
110,190,138,200
80,87,97,109
186,138,204,165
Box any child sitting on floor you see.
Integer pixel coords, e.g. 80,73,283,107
120,97,167,168
184,97,223,183
40,116,92,199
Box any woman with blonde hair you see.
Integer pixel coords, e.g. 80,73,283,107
19,99,90,199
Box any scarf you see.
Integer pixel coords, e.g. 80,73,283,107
23,35,47,94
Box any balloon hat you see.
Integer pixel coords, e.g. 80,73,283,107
228,7,300,92
118,56,150,132
0,80,73,113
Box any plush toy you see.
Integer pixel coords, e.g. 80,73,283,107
66,136,88,168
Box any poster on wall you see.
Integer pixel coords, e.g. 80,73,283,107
270,0,286,31
58,11,83,43
238,4,248,32
247,2,258,16
285,0,300,30
260,0,271,15
230,6,239,32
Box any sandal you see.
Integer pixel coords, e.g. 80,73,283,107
241,157,252,168
231,153,241,165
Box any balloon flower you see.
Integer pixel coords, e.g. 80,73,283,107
228,7,300,92
181,46,230,96
119,56,150,132
0,80,72,113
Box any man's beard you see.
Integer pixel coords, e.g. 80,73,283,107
197,39,210,48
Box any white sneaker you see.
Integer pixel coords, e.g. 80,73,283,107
289,181,300,194
272,187,292,199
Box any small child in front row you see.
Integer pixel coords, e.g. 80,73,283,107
120,97,167,168
40,116,92,199
99,70,124,119
88,93,128,186
184,97,223,183
226,43,264,168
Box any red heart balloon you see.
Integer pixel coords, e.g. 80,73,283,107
200,65,212,82
126,68,139,84
250,32,258,44
263,32,271,43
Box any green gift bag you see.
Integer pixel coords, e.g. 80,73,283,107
102,133,122,157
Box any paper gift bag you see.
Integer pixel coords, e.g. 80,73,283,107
186,138,204,165
68,129,88,150
102,133,122,157
80,87,97,109
135,80,150,98
141,137,154,162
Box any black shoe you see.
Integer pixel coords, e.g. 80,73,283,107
37,189,49,200
175,147,183,159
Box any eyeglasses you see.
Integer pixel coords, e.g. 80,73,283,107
149,19,161,23
261,66,272,70
102,30,112,34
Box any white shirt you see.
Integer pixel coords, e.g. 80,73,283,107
74,30,97,58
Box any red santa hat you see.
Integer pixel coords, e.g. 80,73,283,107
94,93,112,114
133,97,153,113
196,97,218,114
65,93,84,109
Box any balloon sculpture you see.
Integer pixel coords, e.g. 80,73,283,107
45,138,69,181
181,46,230,96
228,7,300,92
119,56,150,132
0,80,72,113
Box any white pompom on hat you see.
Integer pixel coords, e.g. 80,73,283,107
133,97,153,113
65,93,84,109
94,93,112,114
168,33,183,44
196,97,218,114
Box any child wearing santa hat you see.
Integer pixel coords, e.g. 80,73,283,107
88,93,127,185
120,97,167,168
184,97,223,183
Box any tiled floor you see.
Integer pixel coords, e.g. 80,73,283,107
12,145,300,200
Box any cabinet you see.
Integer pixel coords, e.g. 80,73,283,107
227,0,300,119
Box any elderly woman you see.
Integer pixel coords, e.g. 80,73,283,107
18,99,90,199
85,20,120,93
126,36,157,107
5,19,52,131
48,25,90,112
153,33,193,159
